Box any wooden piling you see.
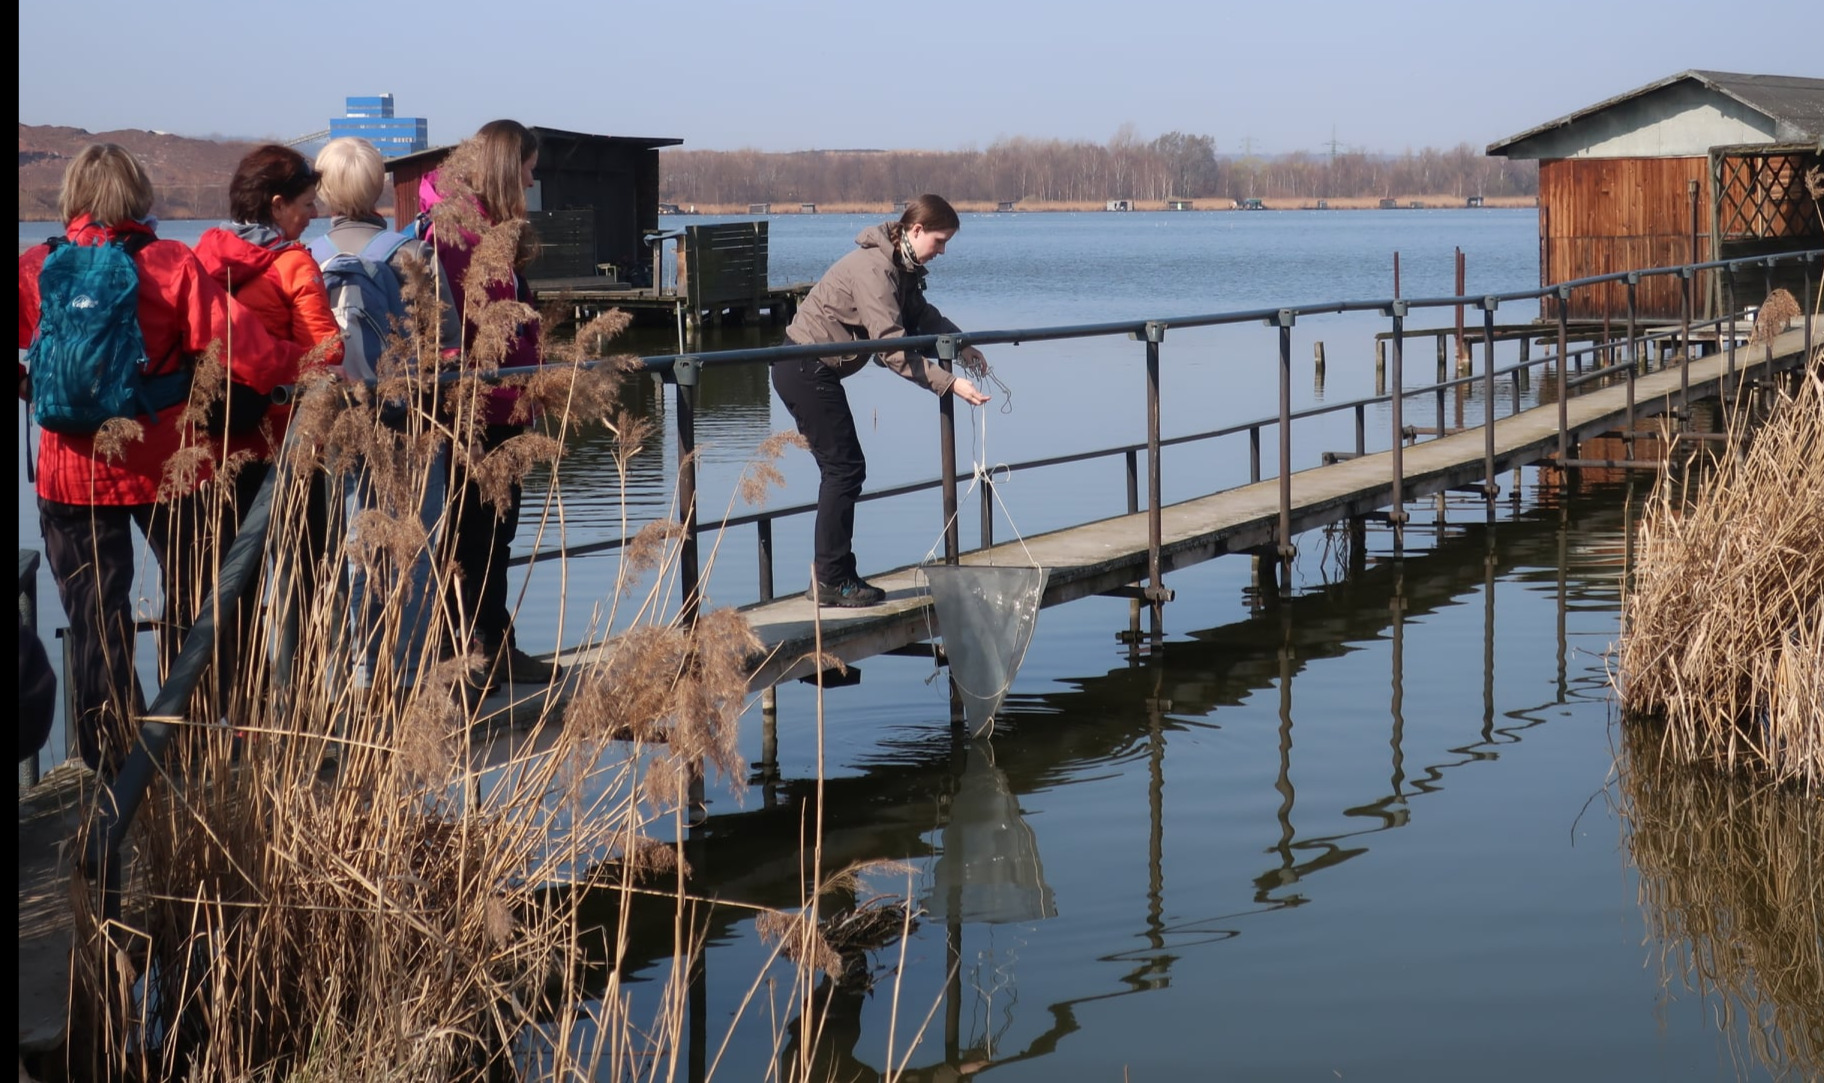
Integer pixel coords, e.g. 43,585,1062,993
1375,339,1387,395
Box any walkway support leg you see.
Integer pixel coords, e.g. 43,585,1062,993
1271,310,1297,581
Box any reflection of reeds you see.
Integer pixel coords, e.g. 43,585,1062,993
1616,720,1824,1081
1618,364,1824,789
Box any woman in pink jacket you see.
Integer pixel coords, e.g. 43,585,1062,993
420,120,558,689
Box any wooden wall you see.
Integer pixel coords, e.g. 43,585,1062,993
1538,157,1711,321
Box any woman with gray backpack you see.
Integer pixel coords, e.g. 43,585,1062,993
312,136,447,695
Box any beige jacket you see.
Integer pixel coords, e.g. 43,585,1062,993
784,223,962,394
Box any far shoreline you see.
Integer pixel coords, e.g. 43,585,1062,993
666,195,1537,215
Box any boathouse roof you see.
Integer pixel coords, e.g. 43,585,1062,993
1487,70,1824,160
386,127,682,173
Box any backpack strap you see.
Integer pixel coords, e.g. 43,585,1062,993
359,229,412,265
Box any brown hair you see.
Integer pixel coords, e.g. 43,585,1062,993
469,119,539,224
58,143,155,226
314,137,385,217
889,193,961,243
229,144,320,225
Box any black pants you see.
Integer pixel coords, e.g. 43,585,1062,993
218,460,334,722
771,358,866,585
39,495,204,771
442,423,525,657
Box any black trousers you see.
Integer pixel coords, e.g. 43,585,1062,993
39,495,204,771
442,423,525,656
771,358,866,585
219,460,334,722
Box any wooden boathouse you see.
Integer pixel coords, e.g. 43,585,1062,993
386,127,810,334
1487,70,1824,321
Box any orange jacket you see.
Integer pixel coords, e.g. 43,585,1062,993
19,215,304,505
194,225,343,458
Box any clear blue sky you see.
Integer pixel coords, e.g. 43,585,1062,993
17,0,1821,155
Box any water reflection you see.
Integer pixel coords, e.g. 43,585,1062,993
1616,720,1824,1082
599,483,1648,1079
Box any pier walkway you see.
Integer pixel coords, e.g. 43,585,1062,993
701,319,1816,690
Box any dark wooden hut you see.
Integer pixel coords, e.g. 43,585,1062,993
1487,70,1823,321
388,126,682,284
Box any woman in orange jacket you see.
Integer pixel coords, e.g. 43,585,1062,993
195,144,344,720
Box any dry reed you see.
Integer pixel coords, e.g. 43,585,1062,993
1617,359,1824,790
60,123,940,1083
1616,720,1824,1081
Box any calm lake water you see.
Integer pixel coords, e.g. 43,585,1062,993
18,211,1799,1080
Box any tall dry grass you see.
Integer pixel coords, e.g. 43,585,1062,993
1616,720,1824,1081
1617,353,1824,790
66,131,926,1082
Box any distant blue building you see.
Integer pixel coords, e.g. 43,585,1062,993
328,94,427,159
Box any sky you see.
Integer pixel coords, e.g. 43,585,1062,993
17,0,1823,156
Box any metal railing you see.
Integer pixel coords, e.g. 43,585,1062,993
518,248,1818,611
73,248,1819,921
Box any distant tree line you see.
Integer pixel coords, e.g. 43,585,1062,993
659,131,1537,205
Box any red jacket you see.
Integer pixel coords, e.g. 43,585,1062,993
194,225,343,458
18,216,303,506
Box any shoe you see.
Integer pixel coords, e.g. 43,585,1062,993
496,646,562,686
816,575,886,608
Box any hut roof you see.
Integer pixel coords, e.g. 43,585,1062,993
1487,70,1824,158
386,127,681,172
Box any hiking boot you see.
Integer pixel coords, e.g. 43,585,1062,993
816,575,886,608
495,646,562,686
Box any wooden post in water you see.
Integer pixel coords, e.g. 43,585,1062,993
1455,248,1470,375
1313,341,1326,392
1375,339,1387,395
1437,333,1449,382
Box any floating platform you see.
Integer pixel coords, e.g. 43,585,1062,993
529,278,812,334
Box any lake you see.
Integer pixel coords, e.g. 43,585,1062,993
18,210,1799,1080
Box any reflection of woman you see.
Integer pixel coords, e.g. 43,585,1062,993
420,120,558,689
774,194,990,608
18,144,299,770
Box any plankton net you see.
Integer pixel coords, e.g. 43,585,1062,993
924,564,1047,739
921,373,1046,740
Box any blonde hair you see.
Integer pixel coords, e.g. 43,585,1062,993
59,143,155,226
314,137,386,217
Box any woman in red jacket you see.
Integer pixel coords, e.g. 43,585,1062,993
194,144,344,717
18,144,300,772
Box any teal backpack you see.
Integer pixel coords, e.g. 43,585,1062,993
26,233,189,434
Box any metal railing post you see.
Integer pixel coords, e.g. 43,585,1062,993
1480,298,1499,501
673,357,701,625
1723,268,1737,384
1556,286,1571,466
1387,302,1408,552
1270,310,1296,569
1680,267,1694,416
936,335,960,564
980,478,994,550
1142,321,1166,602
756,518,774,604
